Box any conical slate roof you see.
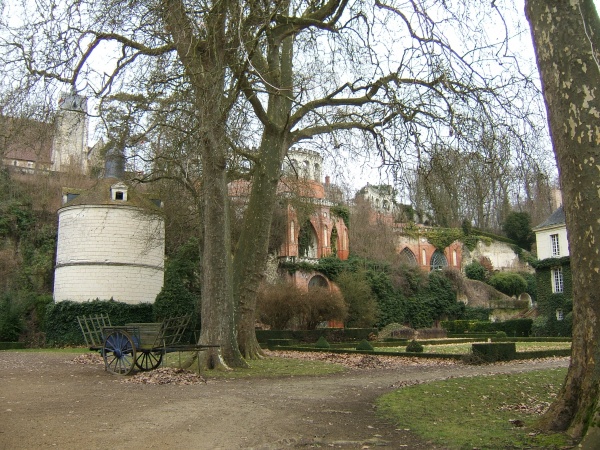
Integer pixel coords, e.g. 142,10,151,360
60,178,162,212
533,205,565,230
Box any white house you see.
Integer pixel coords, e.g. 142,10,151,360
533,206,569,260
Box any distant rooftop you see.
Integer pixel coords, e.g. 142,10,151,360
533,205,565,230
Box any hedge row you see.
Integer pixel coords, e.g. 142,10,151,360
45,300,154,346
255,328,377,344
441,319,532,336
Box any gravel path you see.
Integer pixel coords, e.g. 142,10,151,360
0,351,569,449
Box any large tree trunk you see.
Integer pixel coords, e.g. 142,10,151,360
163,0,246,369
526,1,600,445
233,128,287,359
234,30,294,358
199,138,247,369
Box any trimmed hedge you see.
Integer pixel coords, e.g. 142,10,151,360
255,328,377,344
0,342,26,350
45,300,154,346
472,343,516,362
441,319,532,336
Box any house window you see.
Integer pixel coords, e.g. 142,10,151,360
556,309,564,321
552,267,564,293
115,191,124,200
551,234,560,257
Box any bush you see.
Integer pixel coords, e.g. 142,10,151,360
153,276,198,321
315,336,330,349
406,339,424,353
472,342,516,362
356,339,374,351
465,261,487,281
335,271,378,328
257,282,305,329
487,272,528,297
258,283,347,330
45,299,153,346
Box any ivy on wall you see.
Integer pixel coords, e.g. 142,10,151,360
532,257,572,337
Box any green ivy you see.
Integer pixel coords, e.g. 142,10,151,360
424,228,463,250
330,205,350,228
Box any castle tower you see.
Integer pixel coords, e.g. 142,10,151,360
53,179,165,304
51,91,89,174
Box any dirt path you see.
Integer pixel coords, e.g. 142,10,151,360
0,352,569,450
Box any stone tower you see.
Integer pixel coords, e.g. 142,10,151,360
51,90,89,174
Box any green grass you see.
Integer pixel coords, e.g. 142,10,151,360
374,341,572,355
376,368,572,449
164,352,347,379
0,347,93,353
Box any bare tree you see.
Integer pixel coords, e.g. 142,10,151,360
526,0,600,446
2,0,547,366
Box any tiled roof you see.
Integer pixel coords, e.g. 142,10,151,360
533,205,565,230
1,116,53,164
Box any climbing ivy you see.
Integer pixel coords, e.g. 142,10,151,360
330,205,350,228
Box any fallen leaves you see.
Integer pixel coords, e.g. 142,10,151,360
121,367,206,385
263,350,459,369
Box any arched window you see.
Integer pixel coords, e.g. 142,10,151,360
399,248,417,265
298,220,318,258
308,275,329,289
331,225,338,256
431,250,448,271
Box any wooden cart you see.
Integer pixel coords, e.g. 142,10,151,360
77,314,217,375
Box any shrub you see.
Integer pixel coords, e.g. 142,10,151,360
315,336,330,349
153,276,198,321
406,339,424,353
465,261,487,281
356,339,374,351
258,283,348,330
301,287,348,330
257,282,305,329
45,299,153,346
335,271,378,328
487,272,527,297
390,326,417,340
416,328,447,339
0,292,23,341
472,342,516,362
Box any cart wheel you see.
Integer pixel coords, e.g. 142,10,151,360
103,330,136,375
135,351,163,371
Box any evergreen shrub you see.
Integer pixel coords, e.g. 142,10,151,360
45,299,153,346
356,339,374,351
487,272,527,297
472,342,516,362
406,339,424,353
315,336,330,349
465,261,487,281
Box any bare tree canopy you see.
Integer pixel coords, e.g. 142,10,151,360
1,0,550,365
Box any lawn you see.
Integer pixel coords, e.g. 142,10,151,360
376,368,572,449
374,341,572,354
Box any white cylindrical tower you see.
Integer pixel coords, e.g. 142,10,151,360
53,179,165,304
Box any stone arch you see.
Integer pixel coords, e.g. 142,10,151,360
430,250,448,271
399,247,417,265
298,220,318,258
308,274,329,289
